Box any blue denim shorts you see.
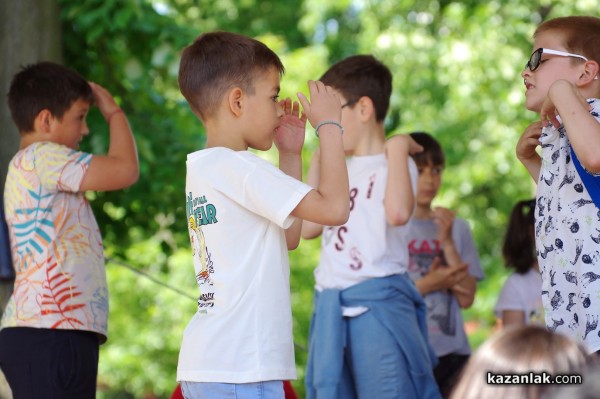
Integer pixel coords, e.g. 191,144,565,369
180,380,284,399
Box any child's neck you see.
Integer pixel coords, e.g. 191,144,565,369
352,124,386,156
19,132,46,149
413,204,433,219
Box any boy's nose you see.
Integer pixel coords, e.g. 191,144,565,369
276,102,284,118
82,121,90,136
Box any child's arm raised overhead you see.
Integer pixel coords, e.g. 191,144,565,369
541,79,600,173
275,98,308,250
293,80,349,227
384,134,422,226
79,82,139,192
300,148,325,239
516,121,543,182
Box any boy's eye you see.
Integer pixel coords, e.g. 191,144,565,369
272,95,279,102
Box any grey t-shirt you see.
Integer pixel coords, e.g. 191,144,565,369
405,217,484,357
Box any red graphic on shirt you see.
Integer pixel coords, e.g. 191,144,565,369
39,255,85,328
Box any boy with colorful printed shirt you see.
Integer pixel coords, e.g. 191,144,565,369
0,61,138,398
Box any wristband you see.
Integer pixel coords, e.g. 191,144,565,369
106,108,125,124
315,120,344,137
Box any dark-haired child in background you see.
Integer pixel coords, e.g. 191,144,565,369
494,199,544,327
404,132,484,398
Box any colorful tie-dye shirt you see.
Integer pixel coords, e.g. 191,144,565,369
2,142,108,341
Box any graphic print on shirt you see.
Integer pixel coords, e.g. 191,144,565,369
535,99,600,346
407,238,456,336
326,174,376,272
186,192,217,313
2,142,110,335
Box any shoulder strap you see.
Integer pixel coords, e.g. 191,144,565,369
570,146,600,209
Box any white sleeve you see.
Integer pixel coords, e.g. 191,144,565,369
453,218,484,280
212,153,312,229
494,274,525,318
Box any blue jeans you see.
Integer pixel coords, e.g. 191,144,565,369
180,381,284,399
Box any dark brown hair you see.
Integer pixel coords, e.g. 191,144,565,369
320,55,392,122
409,131,445,167
502,199,536,274
7,62,93,134
178,31,285,121
534,16,600,66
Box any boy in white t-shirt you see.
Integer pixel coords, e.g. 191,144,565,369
301,55,440,399
176,31,350,399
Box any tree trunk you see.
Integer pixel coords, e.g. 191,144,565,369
0,1,62,397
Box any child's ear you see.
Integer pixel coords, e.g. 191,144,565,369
578,60,600,85
357,96,375,122
227,87,244,117
34,109,54,133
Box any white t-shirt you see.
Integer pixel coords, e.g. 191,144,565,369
535,98,600,352
177,148,312,383
314,154,418,290
494,268,545,326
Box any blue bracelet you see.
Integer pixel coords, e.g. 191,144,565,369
315,121,344,137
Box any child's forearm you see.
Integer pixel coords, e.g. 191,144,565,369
518,154,541,183
107,111,139,185
551,81,600,173
451,274,476,308
384,148,413,226
301,151,324,239
279,152,303,249
314,125,350,225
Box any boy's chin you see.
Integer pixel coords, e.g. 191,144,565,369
524,101,542,114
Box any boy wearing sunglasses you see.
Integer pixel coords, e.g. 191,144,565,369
517,16,600,353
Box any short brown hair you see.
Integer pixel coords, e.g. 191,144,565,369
8,62,93,134
534,16,600,66
450,326,591,399
178,31,285,121
320,55,392,122
409,132,445,167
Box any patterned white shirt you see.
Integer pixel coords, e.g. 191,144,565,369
535,98,600,352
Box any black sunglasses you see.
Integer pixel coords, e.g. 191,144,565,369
525,47,588,72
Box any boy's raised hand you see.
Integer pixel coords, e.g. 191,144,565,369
275,97,307,154
516,121,543,162
89,82,121,121
432,207,456,245
297,80,341,128
385,134,424,157
540,79,591,128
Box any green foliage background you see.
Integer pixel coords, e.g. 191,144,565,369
54,0,599,397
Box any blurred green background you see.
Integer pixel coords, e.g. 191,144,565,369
2,0,599,397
